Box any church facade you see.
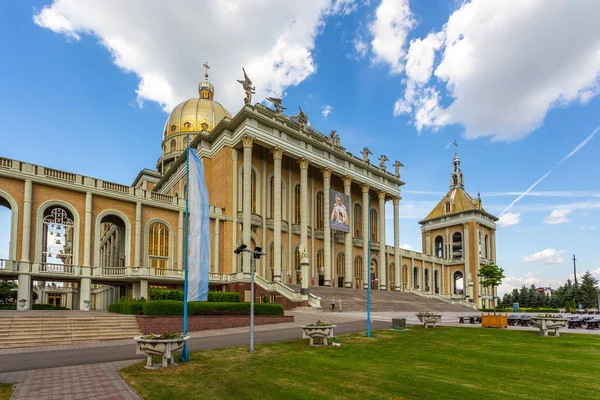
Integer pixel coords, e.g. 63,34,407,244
0,69,498,311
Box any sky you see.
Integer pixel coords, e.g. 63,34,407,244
0,0,599,294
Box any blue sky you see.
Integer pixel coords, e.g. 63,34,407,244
0,0,599,293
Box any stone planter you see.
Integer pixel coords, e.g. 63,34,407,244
134,335,190,369
301,325,336,346
531,317,567,337
415,313,442,328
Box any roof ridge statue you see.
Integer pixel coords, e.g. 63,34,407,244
378,154,388,171
393,160,403,178
266,97,286,115
294,106,309,131
361,147,373,164
237,68,256,105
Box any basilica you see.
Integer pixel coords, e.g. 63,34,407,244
0,68,498,311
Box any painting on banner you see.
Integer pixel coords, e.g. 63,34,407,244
329,189,350,233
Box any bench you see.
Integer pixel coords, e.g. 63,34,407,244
458,316,481,324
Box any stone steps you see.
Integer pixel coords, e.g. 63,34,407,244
0,313,142,349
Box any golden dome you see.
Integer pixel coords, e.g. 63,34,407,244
163,96,232,137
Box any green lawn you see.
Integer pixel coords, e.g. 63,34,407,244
120,327,600,400
0,383,13,400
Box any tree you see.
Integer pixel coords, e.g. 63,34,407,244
478,262,505,314
577,271,599,309
0,281,18,304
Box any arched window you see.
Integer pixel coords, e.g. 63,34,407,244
354,255,363,287
452,232,463,260
241,167,258,213
478,231,482,257
294,184,301,224
453,271,464,295
413,267,419,289
402,265,408,289
294,245,301,284
370,209,378,241
336,253,345,287
354,203,362,239
371,259,378,289
435,236,444,258
42,207,74,267
170,139,176,152
269,243,274,280
484,234,490,259
316,191,324,229
434,270,440,294
149,222,169,271
98,214,127,268
317,249,324,275
388,263,395,289
424,269,430,292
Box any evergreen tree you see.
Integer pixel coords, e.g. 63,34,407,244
577,271,599,309
511,288,520,306
519,285,529,307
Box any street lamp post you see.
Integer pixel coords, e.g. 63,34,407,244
234,243,264,352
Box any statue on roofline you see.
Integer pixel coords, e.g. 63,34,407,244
393,160,403,178
378,155,388,171
237,68,256,105
361,147,373,164
266,97,286,114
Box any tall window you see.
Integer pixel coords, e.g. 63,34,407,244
370,209,378,241
424,269,430,291
435,236,444,258
294,246,301,271
317,249,324,275
452,232,463,260
149,222,169,270
42,207,74,266
354,203,362,238
413,267,419,289
478,231,482,257
294,184,301,224
269,176,274,217
336,253,345,276
316,191,324,229
269,243,274,280
354,256,363,279
484,235,490,259
170,139,176,152
388,263,395,289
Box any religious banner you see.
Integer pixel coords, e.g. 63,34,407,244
329,189,350,233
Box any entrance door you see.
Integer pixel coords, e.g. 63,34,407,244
337,276,344,288
318,274,324,286
48,294,61,307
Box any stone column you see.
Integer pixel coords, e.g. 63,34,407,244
361,184,370,289
441,264,445,294
213,218,220,273
299,158,309,287
322,168,332,286
492,233,497,264
79,277,92,311
140,279,149,300
393,197,401,291
343,177,353,288
378,192,387,290
410,258,415,289
135,202,142,268
231,148,239,273
463,223,471,300
83,192,92,267
242,135,254,272
272,148,284,282
178,211,184,271
17,179,33,310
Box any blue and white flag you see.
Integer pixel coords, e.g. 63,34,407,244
187,148,210,302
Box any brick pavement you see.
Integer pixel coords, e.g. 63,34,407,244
0,360,141,400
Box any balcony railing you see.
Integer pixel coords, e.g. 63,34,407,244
40,263,77,274
0,259,16,272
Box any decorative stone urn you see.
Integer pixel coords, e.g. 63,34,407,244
415,312,442,328
301,324,336,346
531,315,567,337
134,335,190,369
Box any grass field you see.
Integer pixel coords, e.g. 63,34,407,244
0,383,13,400
120,327,600,400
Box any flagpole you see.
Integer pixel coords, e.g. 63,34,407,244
180,133,191,362
367,195,371,337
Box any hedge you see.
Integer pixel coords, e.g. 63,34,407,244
108,300,145,315
480,307,558,313
149,289,241,303
142,300,284,317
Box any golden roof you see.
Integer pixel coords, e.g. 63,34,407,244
163,97,232,137
423,187,484,221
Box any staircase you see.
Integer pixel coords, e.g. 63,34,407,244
289,286,475,312
0,312,142,349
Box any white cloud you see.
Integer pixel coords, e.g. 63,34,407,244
498,273,539,295
497,212,521,228
396,0,600,141
321,105,333,118
352,35,368,59
400,244,413,251
34,0,336,113
369,0,415,74
522,249,565,265
328,0,358,16
544,209,571,225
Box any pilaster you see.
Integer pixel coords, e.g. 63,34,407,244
299,158,309,285
242,135,254,272
378,191,387,290
393,197,401,291
361,184,370,289
343,176,353,288
135,202,142,267
323,168,332,287
83,192,92,267
273,148,283,281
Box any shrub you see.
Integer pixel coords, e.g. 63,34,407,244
149,289,184,301
119,301,145,315
481,307,558,313
207,292,242,303
142,300,284,316
108,302,121,313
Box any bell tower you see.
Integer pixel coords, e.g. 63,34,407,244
449,140,464,190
